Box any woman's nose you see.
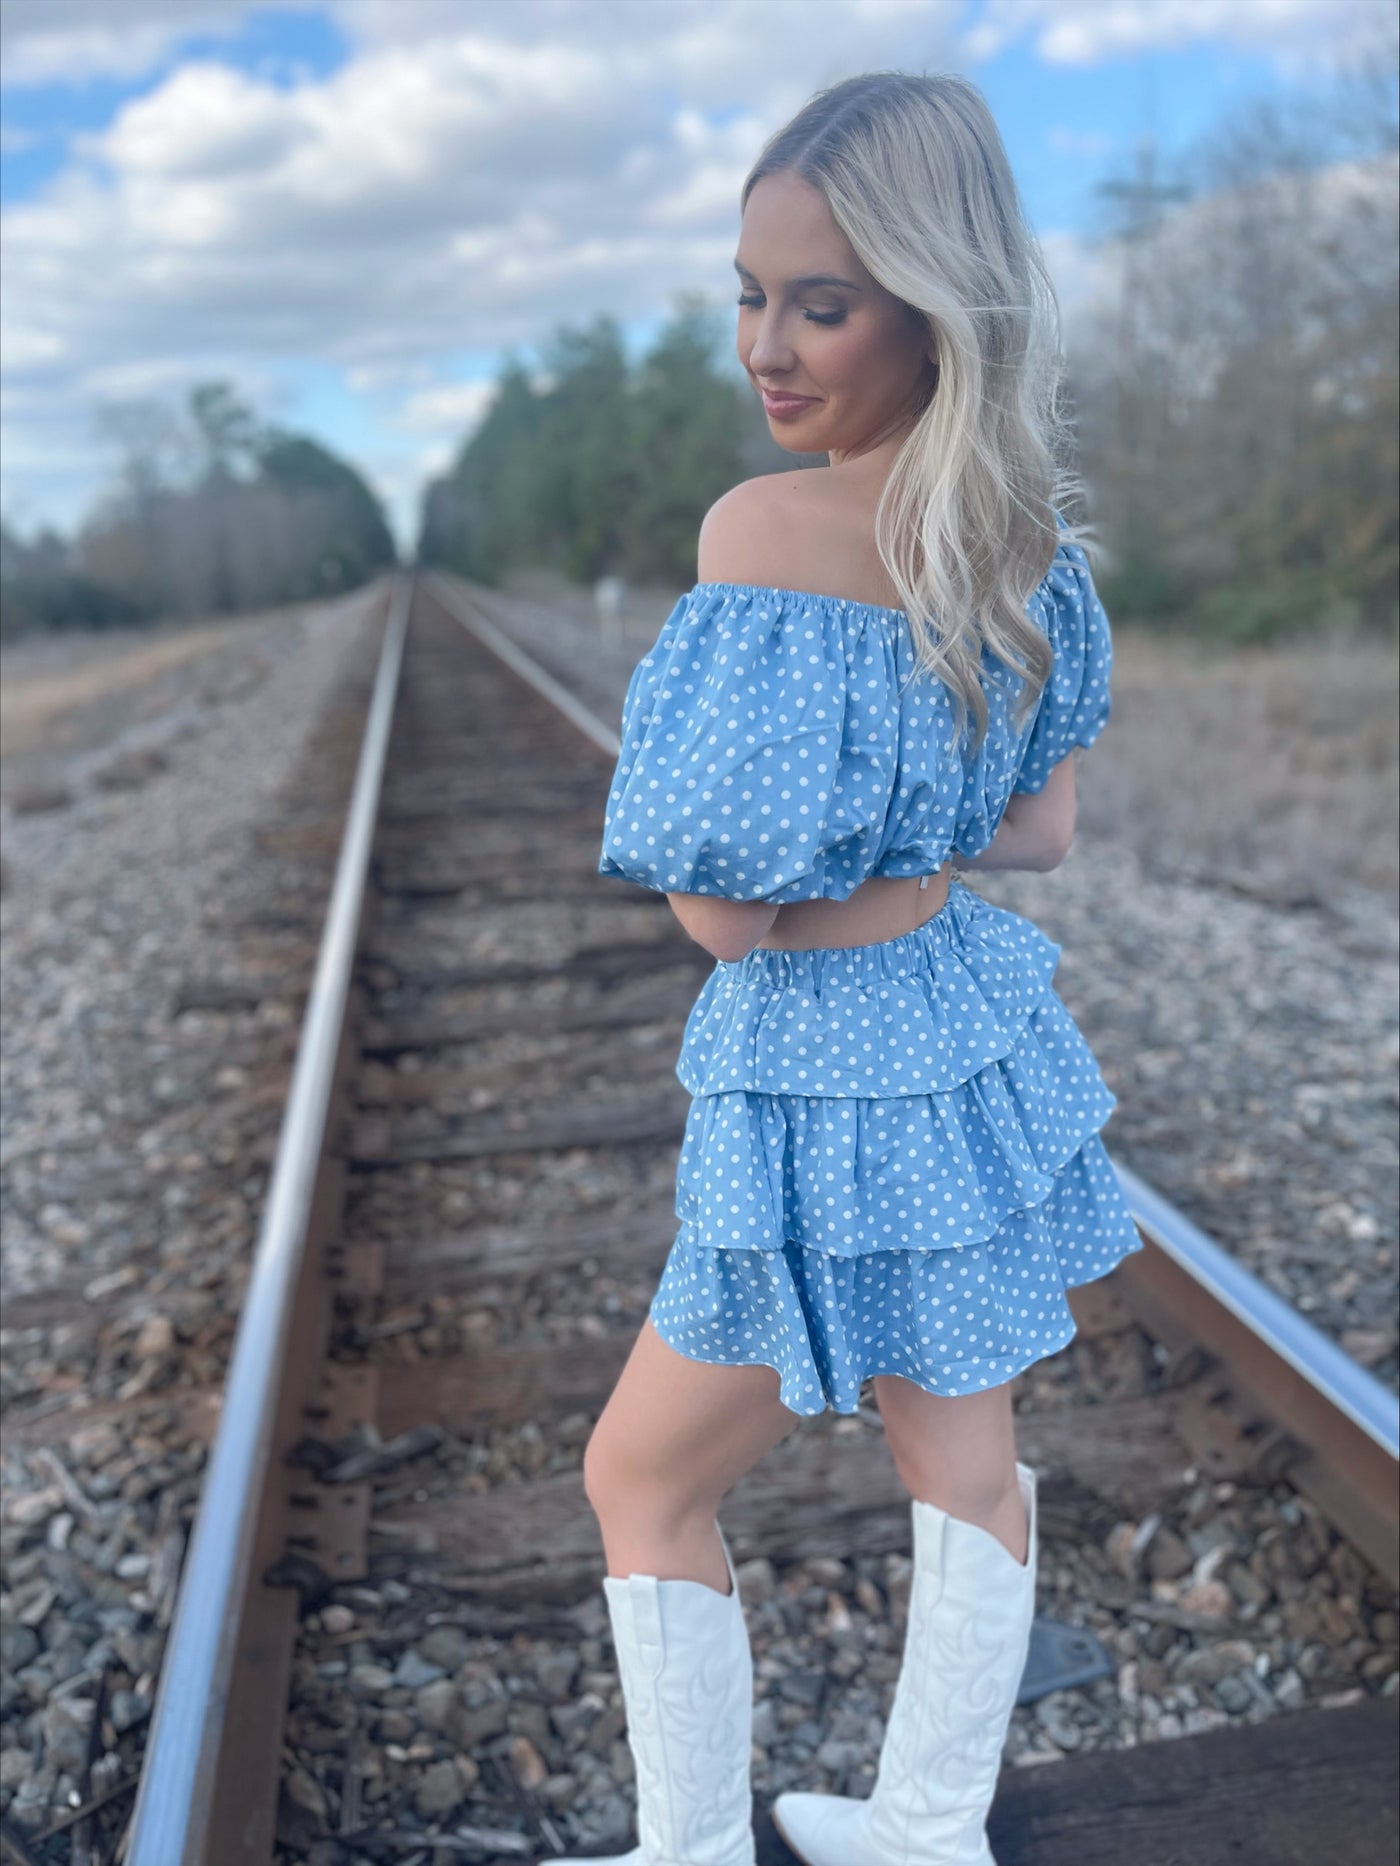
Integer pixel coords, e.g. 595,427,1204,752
747,311,794,376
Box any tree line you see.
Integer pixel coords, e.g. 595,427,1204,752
418,297,803,591
1,382,396,639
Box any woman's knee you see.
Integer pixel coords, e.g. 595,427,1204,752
890,1447,1020,1519
873,1376,1019,1510
580,1421,630,1517
582,1415,706,1525
582,1320,795,1527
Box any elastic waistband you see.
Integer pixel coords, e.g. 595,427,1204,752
720,878,983,991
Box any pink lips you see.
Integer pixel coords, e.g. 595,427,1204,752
760,389,817,420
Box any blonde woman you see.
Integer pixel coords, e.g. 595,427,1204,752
564,70,1142,1866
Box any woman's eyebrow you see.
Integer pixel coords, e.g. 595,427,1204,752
733,261,862,291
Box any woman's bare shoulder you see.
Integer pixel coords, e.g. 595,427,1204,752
697,469,845,587
697,469,902,608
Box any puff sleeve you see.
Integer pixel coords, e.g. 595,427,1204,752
597,584,899,903
1010,537,1113,794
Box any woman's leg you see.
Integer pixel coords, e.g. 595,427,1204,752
871,1373,1030,1565
584,1317,800,1592
771,1376,1037,1861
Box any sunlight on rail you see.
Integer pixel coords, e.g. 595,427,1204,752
126,577,411,1865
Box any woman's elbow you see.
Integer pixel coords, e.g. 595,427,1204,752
1024,810,1076,870
1029,835,1072,873
1005,772,1077,872
666,893,776,961
706,933,758,963
1038,812,1080,870
1007,753,1079,872
703,915,773,962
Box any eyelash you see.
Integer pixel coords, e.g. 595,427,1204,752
736,294,846,326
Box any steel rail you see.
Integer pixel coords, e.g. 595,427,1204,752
424,570,622,757
1111,1154,1399,1583
1113,1157,1399,1463
126,575,411,1865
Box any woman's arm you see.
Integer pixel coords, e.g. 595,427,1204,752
666,893,780,962
955,753,1079,874
666,744,1077,955
657,481,793,961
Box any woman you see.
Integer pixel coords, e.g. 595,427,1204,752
565,70,1143,1866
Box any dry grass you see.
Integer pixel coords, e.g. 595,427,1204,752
1081,628,1399,907
0,619,247,761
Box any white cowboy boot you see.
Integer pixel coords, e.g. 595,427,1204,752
552,1521,756,1865
771,1462,1038,1866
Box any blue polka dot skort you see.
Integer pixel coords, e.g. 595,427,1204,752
648,879,1144,1414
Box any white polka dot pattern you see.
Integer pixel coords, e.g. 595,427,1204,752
647,882,1144,1413
672,930,1118,1258
650,1137,1143,1412
593,529,1131,1413
677,881,1062,1097
596,534,1112,903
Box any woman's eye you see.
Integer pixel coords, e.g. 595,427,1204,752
736,294,844,326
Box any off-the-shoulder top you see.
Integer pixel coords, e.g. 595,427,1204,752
597,530,1111,905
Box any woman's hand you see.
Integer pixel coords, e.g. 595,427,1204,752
665,893,781,962
957,752,1079,874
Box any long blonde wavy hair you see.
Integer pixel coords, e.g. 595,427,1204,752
742,71,1094,751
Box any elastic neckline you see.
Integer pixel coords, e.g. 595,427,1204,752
690,551,1075,628
691,580,910,626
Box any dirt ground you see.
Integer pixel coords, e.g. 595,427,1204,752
1083,627,1398,911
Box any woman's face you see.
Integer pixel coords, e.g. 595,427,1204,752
735,168,936,462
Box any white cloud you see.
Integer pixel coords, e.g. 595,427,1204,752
959,0,1394,68
3,0,1390,93
0,1,272,85
345,360,434,394
2,324,63,369
1036,226,1116,329
2,3,966,533
643,108,767,230
398,380,496,433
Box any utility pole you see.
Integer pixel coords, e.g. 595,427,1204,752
1093,69,1191,556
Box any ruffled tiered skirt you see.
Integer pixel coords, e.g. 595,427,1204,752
648,878,1143,1414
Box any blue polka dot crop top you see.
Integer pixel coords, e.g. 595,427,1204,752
597,525,1112,905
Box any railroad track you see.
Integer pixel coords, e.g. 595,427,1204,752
106,574,1397,1864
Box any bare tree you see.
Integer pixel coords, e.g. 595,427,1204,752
1069,44,1398,637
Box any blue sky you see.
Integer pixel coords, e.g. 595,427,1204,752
2,0,1392,545
1,11,347,201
